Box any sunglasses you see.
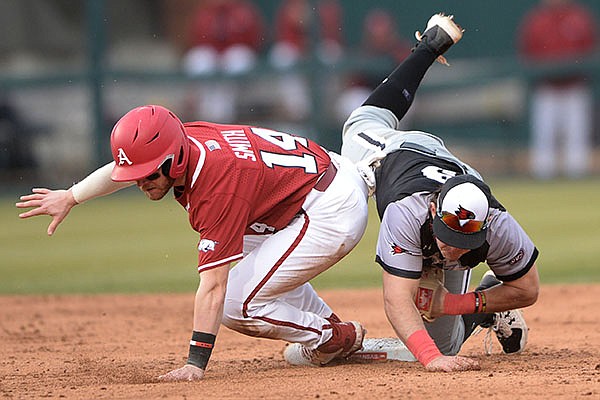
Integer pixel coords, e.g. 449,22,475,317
143,170,162,181
439,211,485,233
141,157,173,181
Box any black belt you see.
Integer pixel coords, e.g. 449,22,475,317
314,163,337,192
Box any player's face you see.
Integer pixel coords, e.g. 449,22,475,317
435,238,470,261
136,169,175,200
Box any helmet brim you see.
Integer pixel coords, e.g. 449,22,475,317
432,215,487,250
111,160,160,182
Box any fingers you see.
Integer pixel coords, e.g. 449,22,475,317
157,372,175,382
16,197,43,209
158,372,203,382
17,207,46,219
426,355,480,372
47,218,60,236
16,189,51,211
17,188,50,203
157,365,205,382
453,356,480,371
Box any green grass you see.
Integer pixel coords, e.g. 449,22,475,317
2,178,600,294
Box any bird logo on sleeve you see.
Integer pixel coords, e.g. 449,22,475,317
390,243,404,255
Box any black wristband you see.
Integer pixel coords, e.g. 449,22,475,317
187,331,216,370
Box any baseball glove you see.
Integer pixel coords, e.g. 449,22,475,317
414,266,445,322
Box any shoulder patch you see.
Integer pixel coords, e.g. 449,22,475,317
509,248,525,265
205,140,221,151
198,239,219,253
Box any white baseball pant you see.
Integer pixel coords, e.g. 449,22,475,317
222,153,369,349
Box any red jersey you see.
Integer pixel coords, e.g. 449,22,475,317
187,1,264,52
274,0,343,54
518,3,597,61
175,122,331,272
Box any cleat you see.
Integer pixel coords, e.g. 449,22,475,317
283,321,366,366
481,310,529,355
475,271,529,354
489,309,528,354
415,13,464,65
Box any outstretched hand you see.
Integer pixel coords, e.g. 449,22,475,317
158,364,205,382
16,188,78,236
425,354,480,372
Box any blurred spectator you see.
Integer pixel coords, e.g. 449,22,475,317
0,98,37,170
181,0,265,122
335,9,412,125
268,0,344,121
518,0,598,179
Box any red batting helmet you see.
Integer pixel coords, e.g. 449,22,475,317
110,105,189,182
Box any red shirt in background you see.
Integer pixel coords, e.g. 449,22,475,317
518,1,597,61
187,0,265,53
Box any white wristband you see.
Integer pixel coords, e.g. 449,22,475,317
71,161,134,204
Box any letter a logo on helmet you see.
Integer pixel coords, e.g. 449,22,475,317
110,105,190,182
117,148,133,166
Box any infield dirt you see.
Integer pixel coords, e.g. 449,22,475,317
1,284,598,399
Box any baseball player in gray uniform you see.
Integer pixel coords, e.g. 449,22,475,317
342,14,540,372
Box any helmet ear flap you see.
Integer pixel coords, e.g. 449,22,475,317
161,158,173,178
177,146,185,166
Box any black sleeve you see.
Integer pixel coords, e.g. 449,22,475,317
363,44,438,122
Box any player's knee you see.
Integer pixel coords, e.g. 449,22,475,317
222,298,243,324
222,300,251,331
222,299,266,337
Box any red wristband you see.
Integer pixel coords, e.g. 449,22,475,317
405,329,443,366
443,292,477,315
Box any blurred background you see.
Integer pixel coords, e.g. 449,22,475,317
1,0,600,191
3,0,600,293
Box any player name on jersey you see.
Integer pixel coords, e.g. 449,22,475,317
221,129,257,161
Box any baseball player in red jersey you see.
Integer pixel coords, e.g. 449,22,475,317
17,106,369,380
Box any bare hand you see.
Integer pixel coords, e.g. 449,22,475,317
425,355,480,372
158,364,205,382
16,188,78,235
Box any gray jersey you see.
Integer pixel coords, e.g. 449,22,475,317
342,106,538,282
343,105,538,355
376,191,538,282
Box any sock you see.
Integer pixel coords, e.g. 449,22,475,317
362,44,437,122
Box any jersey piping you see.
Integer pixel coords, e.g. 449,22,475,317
187,136,206,189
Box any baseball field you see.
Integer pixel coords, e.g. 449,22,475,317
1,178,599,399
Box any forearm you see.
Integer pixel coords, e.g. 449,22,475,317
443,268,539,315
383,273,444,366
192,278,227,334
385,293,425,341
385,296,444,366
478,281,538,311
186,266,229,370
71,162,133,204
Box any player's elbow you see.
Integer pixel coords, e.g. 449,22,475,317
522,285,539,307
512,284,538,308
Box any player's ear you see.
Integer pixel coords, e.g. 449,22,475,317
429,201,437,215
